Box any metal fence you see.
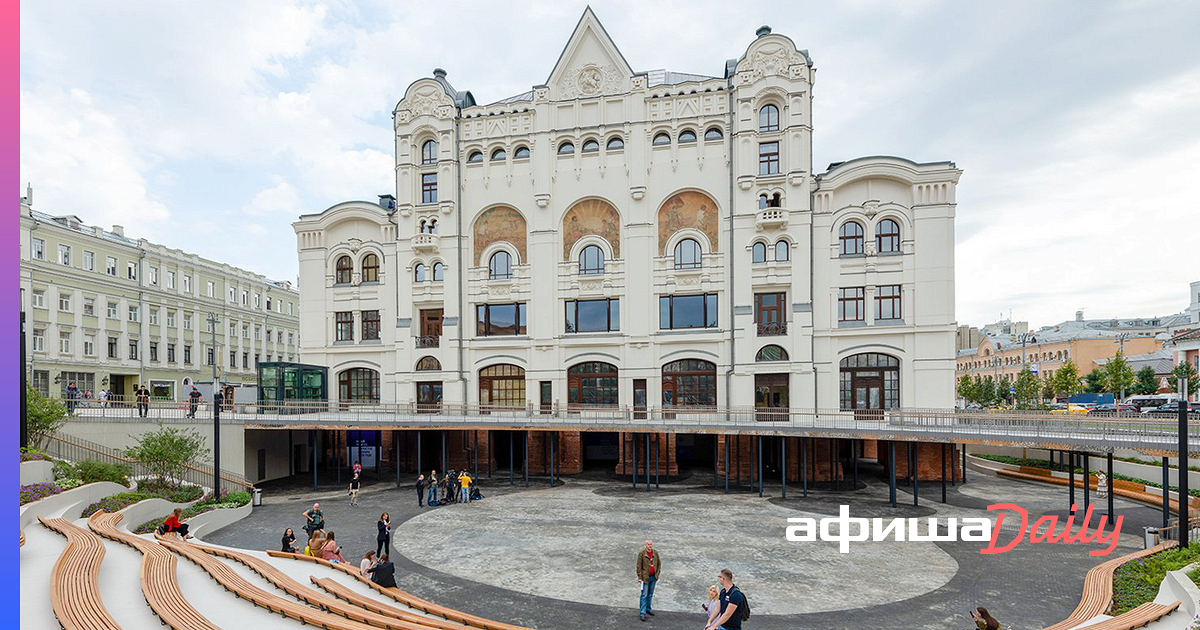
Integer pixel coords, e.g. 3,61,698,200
41,430,254,495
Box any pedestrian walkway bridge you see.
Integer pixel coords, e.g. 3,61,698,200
73,402,1200,455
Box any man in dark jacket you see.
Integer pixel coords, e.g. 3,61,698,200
135,383,150,418
367,554,396,587
416,474,426,507
186,386,202,418
636,540,662,621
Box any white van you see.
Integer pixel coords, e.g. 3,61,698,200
1125,393,1180,412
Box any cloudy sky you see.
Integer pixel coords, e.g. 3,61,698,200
20,1,1200,327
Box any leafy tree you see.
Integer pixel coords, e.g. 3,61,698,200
124,424,210,484
26,385,68,449
1133,365,1160,396
1170,361,1199,398
997,375,1013,405
957,374,977,404
1014,367,1041,410
1041,378,1057,402
1053,362,1083,401
1103,352,1136,399
976,375,996,406
1084,369,1106,394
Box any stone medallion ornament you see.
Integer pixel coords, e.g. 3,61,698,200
578,66,603,95
561,64,621,98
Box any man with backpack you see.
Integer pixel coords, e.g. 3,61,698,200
706,568,748,630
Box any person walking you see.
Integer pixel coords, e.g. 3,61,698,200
367,554,396,587
187,386,201,418
416,474,426,508
706,569,746,630
98,388,108,408
135,383,150,418
428,470,439,505
376,512,391,557
348,470,361,507
460,471,472,503
636,540,662,621
65,381,79,414
302,502,325,537
702,585,721,628
972,606,1002,630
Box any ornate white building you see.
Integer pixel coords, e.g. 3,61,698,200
294,9,960,476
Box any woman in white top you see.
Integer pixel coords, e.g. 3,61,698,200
701,585,720,627
360,550,377,575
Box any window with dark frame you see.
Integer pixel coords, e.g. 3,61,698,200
362,253,380,282
606,137,624,150
579,245,604,274
752,242,767,263
514,146,530,159
754,292,786,335
335,311,354,341
659,294,719,330
432,262,444,281
876,219,901,253
414,263,426,282
565,298,620,333
488,251,512,279
421,173,438,204
558,141,575,155
875,284,902,321
581,139,599,153
362,310,381,340
839,221,865,256
758,142,779,175
673,238,702,269
468,151,483,163
491,148,507,161
652,132,671,146
476,303,527,336
759,104,780,132
704,127,723,141
678,129,697,143
775,240,790,261
335,255,352,284
838,287,866,322
339,368,380,403
421,140,437,165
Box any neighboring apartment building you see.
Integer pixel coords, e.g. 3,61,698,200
20,191,300,402
294,10,960,474
1167,280,1200,401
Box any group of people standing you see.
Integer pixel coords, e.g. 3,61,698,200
414,469,474,507
60,381,151,416
285,500,397,589
636,541,749,629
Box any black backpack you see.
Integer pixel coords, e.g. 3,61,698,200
733,587,750,621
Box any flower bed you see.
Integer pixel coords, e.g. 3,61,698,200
976,454,1200,499
1112,543,1200,614
20,447,50,462
20,482,64,505
134,491,252,534
79,482,206,518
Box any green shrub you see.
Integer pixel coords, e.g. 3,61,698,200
1112,543,1200,614
75,460,131,485
52,460,78,481
78,481,204,518
225,491,251,506
57,478,83,490
136,479,203,503
133,490,252,534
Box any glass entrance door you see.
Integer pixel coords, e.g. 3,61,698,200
754,373,789,421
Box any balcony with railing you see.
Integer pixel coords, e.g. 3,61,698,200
756,208,789,230
415,335,440,348
412,233,440,253
757,321,787,336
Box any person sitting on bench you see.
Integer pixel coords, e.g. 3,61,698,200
163,508,192,540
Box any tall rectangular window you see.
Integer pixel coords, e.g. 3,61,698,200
166,270,175,289
659,294,719,330
230,350,237,368
875,284,902,321
107,337,118,359
83,250,95,271
84,335,96,356
166,311,176,327
32,329,45,352
128,305,139,322
58,293,71,312
183,345,192,364
149,309,159,325
362,310,381,340
182,275,191,293
107,301,118,319
31,237,45,260
149,341,158,362
207,281,215,297
476,303,527,336
838,287,865,322
565,299,620,333
335,311,354,341
754,292,786,336
421,173,438,204
242,352,249,369
83,298,95,316
167,343,176,363
31,289,45,309
59,331,71,354
758,142,780,175
106,256,118,276
148,266,158,285
183,313,193,330
129,341,138,360
58,244,71,266
127,261,138,280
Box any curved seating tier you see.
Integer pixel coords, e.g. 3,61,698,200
38,515,122,630
996,467,1197,514
87,511,220,630
1044,541,1179,630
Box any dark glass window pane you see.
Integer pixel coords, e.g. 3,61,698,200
705,294,719,327
577,300,609,332
476,305,486,336
490,304,516,335
660,297,670,329
565,301,576,333
673,295,705,328
609,299,619,331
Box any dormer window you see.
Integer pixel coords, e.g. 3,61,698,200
514,146,530,159
581,139,600,153
558,142,575,155
678,129,697,143
652,132,671,146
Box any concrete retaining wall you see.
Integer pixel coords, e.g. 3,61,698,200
20,460,55,485
20,481,129,531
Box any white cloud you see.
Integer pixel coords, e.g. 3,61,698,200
244,180,303,216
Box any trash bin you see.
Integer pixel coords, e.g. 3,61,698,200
1144,526,1159,549
252,487,263,507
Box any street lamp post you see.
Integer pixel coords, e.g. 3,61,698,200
20,311,28,448
1179,373,1190,547
207,312,221,498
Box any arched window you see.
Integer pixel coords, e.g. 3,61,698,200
581,139,600,153
839,221,865,256
421,140,437,165
652,132,671,146
467,150,483,163
479,364,525,409
774,240,789,262
606,136,624,150
489,251,512,280
678,129,697,143
414,263,427,282
758,194,769,210
338,368,379,403
759,104,779,132
416,356,441,371
752,242,767,263
756,345,789,362
704,127,723,141
514,146,530,159
567,362,619,407
490,148,506,161
662,359,717,407
579,245,604,275
432,262,444,282
558,141,575,155
335,255,353,284
362,253,379,283
876,219,900,253
673,238,702,269
426,218,438,234
839,353,899,410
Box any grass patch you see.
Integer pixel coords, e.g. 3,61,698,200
975,454,1200,499
133,491,251,534
1112,543,1200,614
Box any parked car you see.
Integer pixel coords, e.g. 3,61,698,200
1051,403,1091,415
1126,394,1179,412
1143,401,1196,416
1088,403,1137,415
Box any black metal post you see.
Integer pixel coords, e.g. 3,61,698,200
213,388,221,497
736,435,741,489
1179,374,1190,547
911,443,919,507
714,437,718,489
1163,456,1170,528
1083,452,1090,513
288,429,293,478
645,434,650,491
941,442,947,503
20,311,27,449
417,431,422,480
724,435,729,494
1069,451,1076,514
889,441,897,508
831,438,838,491
336,430,341,484
758,436,763,498
655,436,660,489
441,431,447,473
311,430,317,491
802,438,808,498
550,431,556,487
961,444,968,483
523,430,529,488
509,432,514,485
781,438,786,500
1107,452,1114,524
852,439,858,489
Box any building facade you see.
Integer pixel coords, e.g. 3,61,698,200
20,193,300,402
295,10,960,476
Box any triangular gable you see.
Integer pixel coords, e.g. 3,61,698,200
543,7,634,100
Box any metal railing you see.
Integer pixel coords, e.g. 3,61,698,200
41,430,254,494
756,321,787,336
414,335,440,348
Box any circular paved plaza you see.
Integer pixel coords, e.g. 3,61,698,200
208,469,1162,629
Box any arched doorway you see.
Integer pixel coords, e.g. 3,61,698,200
567,362,619,407
661,359,717,408
839,353,900,411
479,364,525,410
338,368,380,404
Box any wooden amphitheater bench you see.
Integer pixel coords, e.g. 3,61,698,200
1078,600,1181,630
19,530,24,547
87,511,219,630
310,576,471,630
1044,541,1178,630
38,515,121,630
155,533,377,630
192,544,451,630
266,550,533,630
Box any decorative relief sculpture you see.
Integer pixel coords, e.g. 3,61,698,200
560,64,622,98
